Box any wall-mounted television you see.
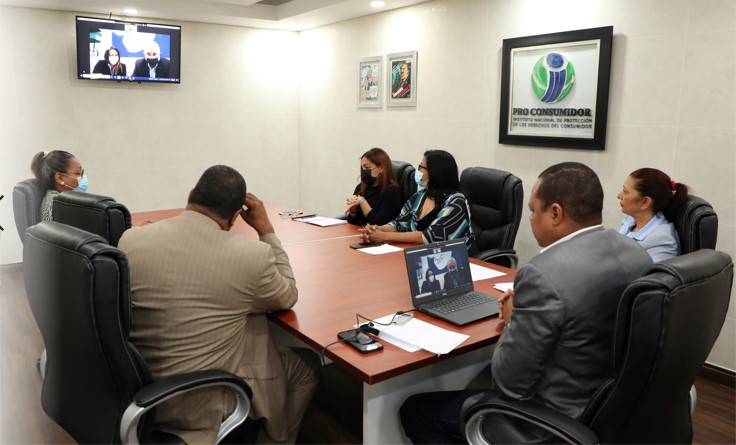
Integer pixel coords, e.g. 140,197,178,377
76,16,181,84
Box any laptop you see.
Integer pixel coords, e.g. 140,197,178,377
403,238,499,326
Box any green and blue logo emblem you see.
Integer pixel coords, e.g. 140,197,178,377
531,53,575,104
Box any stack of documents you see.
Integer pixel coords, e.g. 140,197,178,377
362,314,469,355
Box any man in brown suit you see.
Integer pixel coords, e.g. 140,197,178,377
119,165,320,443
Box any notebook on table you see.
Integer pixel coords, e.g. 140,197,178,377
403,238,499,326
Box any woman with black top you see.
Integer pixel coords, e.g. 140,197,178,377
345,147,403,226
420,269,441,294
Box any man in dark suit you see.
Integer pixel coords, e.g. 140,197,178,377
131,40,171,78
399,162,652,443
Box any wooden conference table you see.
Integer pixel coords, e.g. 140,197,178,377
132,202,514,443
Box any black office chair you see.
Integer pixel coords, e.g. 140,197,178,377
12,178,45,243
52,190,132,247
462,249,733,444
460,167,523,268
23,221,252,444
673,195,718,254
391,160,417,203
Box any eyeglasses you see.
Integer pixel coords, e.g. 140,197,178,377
417,164,428,172
62,169,85,179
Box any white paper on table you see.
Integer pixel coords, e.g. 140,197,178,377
469,263,506,281
494,282,514,292
293,215,348,227
362,314,469,355
356,244,403,255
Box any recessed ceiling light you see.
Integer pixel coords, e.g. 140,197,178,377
123,8,138,15
370,1,385,7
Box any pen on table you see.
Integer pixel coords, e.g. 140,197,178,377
293,213,317,219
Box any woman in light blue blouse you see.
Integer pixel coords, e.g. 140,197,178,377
617,168,689,262
359,149,474,250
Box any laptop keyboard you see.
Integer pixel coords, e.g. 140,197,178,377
424,292,493,314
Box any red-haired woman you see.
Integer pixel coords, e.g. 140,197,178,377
617,168,689,261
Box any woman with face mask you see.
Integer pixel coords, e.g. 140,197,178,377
345,147,403,226
420,269,441,294
359,149,474,251
31,150,89,221
92,47,128,76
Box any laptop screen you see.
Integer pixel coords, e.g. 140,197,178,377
403,238,474,304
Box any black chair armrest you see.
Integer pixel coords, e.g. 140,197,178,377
474,248,518,269
462,391,598,445
120,370,253,444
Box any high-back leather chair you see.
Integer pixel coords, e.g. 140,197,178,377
460,167,523,268
23,222,252,444
673,195,718,254
12,178,45,243
392,160,417,203
52,190,131,247
462,249,733,444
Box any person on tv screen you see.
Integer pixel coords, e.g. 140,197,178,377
92,47,127,76
132,41,170,78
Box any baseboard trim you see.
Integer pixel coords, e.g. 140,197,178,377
699,363,736,388
0,262,23,275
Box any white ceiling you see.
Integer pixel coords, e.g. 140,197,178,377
0,0,430,31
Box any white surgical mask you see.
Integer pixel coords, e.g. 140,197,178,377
109,56,119,65
428,275,435,282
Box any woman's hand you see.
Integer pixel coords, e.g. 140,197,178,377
345,195,363,214
358,224,386,243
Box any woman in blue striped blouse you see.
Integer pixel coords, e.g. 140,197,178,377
359,149,474,250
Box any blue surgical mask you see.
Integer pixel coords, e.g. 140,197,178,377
414,170,427,188
75,174,89,193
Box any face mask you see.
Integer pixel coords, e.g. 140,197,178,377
448,267,457,272
109,56,119,65
361,169,373,183
75,174,89,193
414,170,427,188
146,57,159,67
428,275,435,282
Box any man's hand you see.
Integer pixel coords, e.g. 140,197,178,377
498,289,514,327
241,193,274,237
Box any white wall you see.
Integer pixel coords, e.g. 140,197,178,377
0,6,301,265
297,0,735,370
0,0,733,370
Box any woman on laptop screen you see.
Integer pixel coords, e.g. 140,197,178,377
359,149,473,250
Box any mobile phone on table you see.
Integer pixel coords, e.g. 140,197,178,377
337,329,383,353
349,242,382,249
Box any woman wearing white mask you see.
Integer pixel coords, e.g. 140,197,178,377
92,47,127,76
359,149,474,251
31,150,89,221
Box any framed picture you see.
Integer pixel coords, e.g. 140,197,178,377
499,26,613,150
387,50,417,107
358,56,382,108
